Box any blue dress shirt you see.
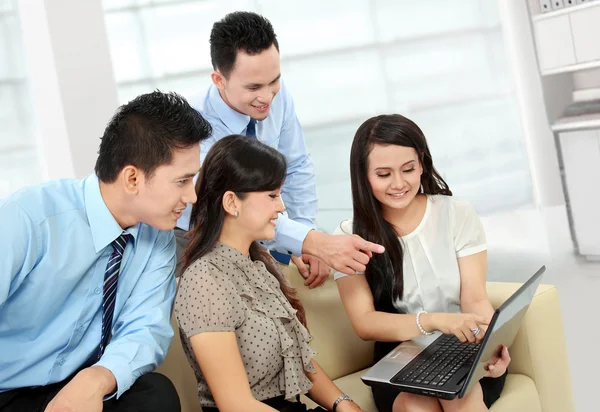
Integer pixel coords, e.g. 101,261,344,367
0,175,176,398
177,80,318,257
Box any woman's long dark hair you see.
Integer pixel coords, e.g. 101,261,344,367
181,134,307,326
350,114,452,313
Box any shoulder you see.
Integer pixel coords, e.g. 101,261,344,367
2,178,84,224
274,79,295,114
191,84,214,113
182,253,224,279
428,194,477,219
140,226,175,252
333,218,354,236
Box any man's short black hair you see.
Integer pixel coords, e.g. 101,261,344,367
210,11,279,78
95,91,212,183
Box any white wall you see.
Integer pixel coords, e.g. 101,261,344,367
17,0,119,181
498,0,566,208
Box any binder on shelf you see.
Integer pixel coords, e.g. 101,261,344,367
564,0,576,6
551,0,565,9
539,0,553,12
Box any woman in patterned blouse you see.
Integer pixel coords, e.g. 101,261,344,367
175,135,365,412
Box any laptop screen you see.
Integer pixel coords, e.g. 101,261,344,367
458,266,546,398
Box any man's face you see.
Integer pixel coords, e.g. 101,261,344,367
134,144,200,231
215,44,281,121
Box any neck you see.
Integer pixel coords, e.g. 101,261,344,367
381,194,427,236
218,217,253,256
99,181,138,230
218,88,245,116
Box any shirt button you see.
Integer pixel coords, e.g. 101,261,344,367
78,326,84,333
94,288,101,294
59,359,66,366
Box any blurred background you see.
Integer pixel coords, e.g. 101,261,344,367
2,0,533,226
2,1,599,410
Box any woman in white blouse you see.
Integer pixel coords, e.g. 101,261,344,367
334,114,510,412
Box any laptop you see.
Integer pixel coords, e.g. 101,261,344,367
361,265,546,400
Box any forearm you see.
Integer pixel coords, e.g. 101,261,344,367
461,298,494,322
306,361,358,412
352,310,434,342
306,361,343,409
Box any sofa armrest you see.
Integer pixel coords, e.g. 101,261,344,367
487,282,575,412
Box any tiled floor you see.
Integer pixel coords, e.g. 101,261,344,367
482,205,599,412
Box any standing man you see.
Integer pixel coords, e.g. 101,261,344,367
0,92,212,412
176,12,384,286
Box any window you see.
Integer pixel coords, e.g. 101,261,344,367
0,0,41,199
103,0,534,232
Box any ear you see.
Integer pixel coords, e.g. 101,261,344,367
211,71,227,90
222,190,240,217
419,152,425,175
121,165,141,195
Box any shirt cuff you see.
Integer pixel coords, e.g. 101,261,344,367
268,214,313,257
95,354,135,399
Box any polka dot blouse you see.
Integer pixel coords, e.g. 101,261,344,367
175,242,317,409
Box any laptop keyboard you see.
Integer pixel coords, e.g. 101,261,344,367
391,334,480,387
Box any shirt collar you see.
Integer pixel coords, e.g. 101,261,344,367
212,242,256,270
84,174,139,253
208,84,252,135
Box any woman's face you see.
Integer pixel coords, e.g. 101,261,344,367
235,188,285,241
367,143,423,211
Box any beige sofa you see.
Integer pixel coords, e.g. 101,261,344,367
157,265,575,412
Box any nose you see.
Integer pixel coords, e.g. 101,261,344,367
276,196,285,213
257,87,274,104
183,182,198,205
391,173,404,189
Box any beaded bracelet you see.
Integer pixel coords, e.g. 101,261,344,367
416,310,434,336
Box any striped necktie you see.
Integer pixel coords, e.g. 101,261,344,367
245,118,256,138
98,233,130,359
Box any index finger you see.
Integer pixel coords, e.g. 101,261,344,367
353,235,385,254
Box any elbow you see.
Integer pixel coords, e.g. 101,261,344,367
353,324,375,342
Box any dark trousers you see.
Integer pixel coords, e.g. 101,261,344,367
0,372,180,412
201,395,327,412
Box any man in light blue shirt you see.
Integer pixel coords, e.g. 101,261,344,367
0,92,211,412
176,12,384,286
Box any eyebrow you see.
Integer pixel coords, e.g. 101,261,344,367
176,172,198,180
374,160,416,171
246,73,281,88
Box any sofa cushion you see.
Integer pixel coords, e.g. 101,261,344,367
490,373,541,412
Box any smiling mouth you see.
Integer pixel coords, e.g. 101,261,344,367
252,104,269,110
387,191,409,198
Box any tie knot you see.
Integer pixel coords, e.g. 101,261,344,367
111,233,130,256
245,118,256,138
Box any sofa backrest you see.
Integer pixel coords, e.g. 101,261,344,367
284,265,375,380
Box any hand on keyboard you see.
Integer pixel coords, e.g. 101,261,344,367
427,312,488,344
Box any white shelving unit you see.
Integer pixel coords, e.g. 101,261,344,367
527,0,600,260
